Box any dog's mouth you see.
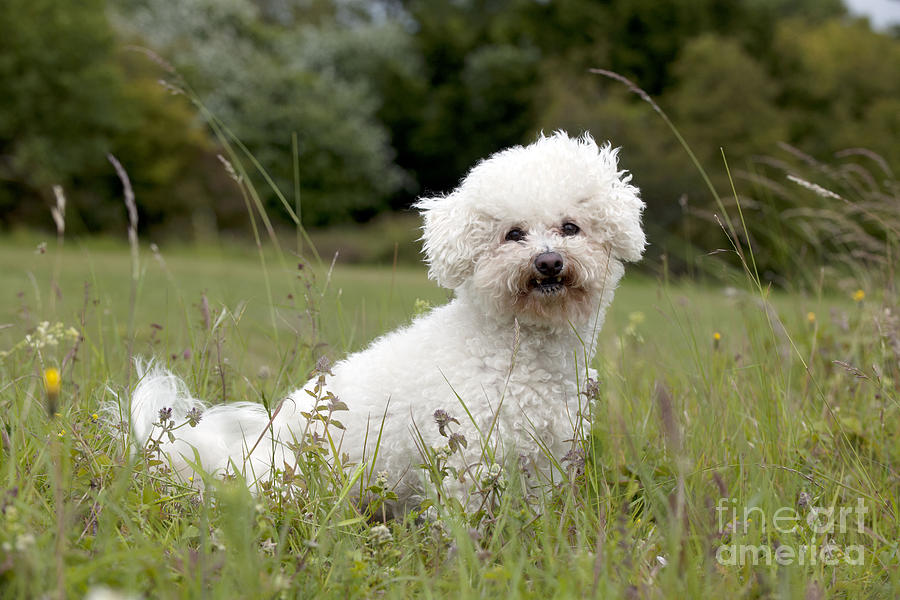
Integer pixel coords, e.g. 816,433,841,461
528,275,568,296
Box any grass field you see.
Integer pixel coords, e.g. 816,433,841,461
1,232,898,598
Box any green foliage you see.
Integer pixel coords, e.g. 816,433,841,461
528,6,898,282
1,222,899,596
115,0,411,226
2,0,899,283
0,0,232,237
0,0,125,221
770,19,900,170
378,0,544,196
667,35,785,165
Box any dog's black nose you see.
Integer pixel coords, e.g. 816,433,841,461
534,252,564,276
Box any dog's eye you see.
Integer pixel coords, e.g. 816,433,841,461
561,222,580,236
505,228,526,242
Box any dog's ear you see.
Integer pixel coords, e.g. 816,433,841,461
415,193,479,289
606,179,645,263
596,145,646,263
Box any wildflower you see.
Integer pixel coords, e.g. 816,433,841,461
434,446,453,460
852,289,865,303
44,368,61,395
15,533,35,552
44,367,61,416
186,407,203,427
20,322,78,354
314,355,332,375
369,523,393,545
480,463,508,493
91,413,99,423
433,409,459,437
57,430,65,438
158,407,173,423
713,331,722,350
807,312,816,324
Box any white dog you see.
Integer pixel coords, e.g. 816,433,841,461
128,131,645,506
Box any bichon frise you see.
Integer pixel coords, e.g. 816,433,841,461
127,131,645,506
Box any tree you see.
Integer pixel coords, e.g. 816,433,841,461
666,34,786,166
0,0,126,226
115,0,412,225
0,0,230,236
771,19,900,169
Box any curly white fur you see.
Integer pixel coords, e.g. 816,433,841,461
126,131,645,505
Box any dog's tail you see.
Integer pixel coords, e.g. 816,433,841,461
117,359,300,484
127,359,207,449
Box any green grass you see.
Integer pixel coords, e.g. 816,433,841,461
1,232,898,598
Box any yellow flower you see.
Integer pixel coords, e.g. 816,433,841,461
57,430,65,438
91,413,99,422
44,368,61,395
852,289,865,302
807,312,816,323
713,332,722,341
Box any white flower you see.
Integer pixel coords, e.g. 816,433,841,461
15,533,35,552
369,524,393,544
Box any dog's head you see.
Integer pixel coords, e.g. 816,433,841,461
416,132,645,327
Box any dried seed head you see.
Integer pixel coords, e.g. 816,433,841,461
582,377,601,400
562,447,586,477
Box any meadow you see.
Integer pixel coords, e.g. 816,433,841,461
1,224,897,599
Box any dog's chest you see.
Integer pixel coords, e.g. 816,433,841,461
460,326,582,406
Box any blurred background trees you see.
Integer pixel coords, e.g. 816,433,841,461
1,0,897,278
